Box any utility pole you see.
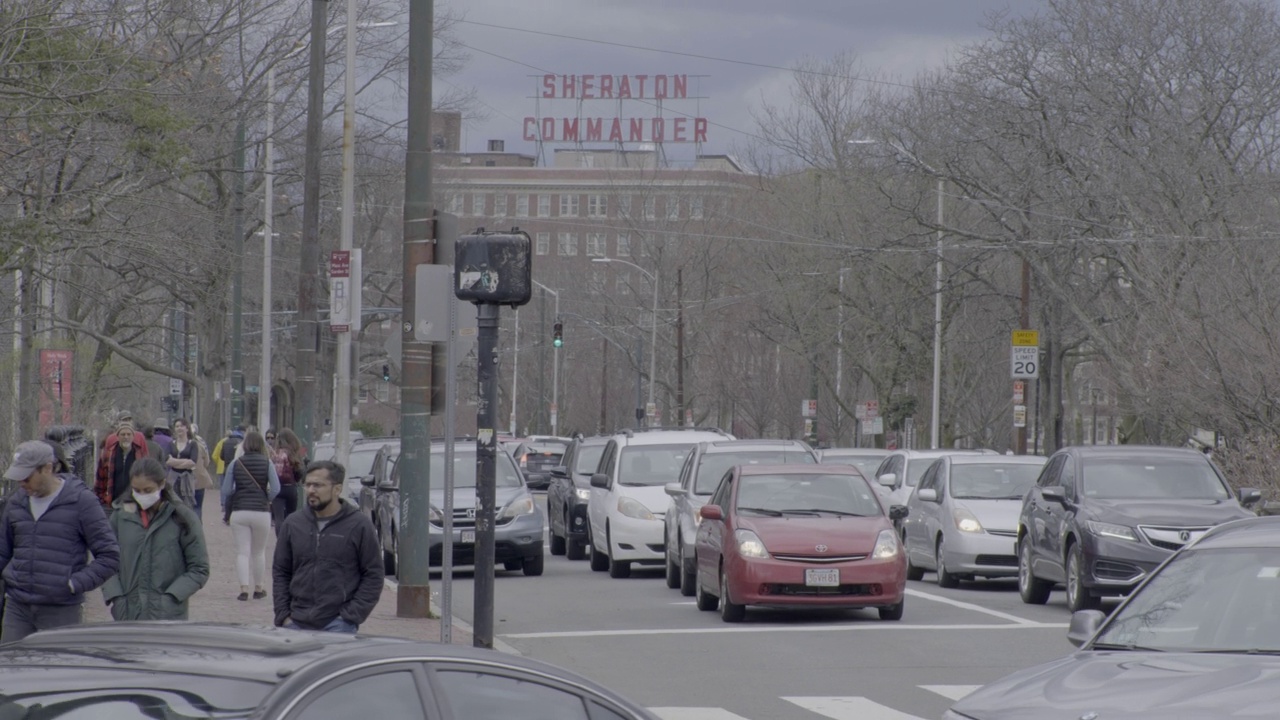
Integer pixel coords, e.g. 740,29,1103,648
396,0,435,619
1015,257,1031,454
231,119,246,429
599,334,607,433
259,69,274,433
538,288,547,434
296,0,328,451
676,268,684,426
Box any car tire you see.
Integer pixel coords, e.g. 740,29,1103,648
566,536,587,561
1066,543,1100,612
665,544,682,589
589,528,610,572
548,501,567,556
719,565,745,623
607,528,631,578
503,559,523,572
1018,537,1052,605
906,554,926,582
680,546,697,597
695,566,718,611
879,599,905,621
936,538,960,589
523,552,545,576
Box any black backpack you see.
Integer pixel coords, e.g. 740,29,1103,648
220,435,242,464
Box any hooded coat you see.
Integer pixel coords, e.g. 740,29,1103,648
102,495,209,620
272,500,383,629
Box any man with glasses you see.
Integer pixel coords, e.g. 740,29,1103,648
271,460,382,633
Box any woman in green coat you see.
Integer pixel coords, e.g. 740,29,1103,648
102,457,210,620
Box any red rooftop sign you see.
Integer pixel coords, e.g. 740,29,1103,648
524,73,709,144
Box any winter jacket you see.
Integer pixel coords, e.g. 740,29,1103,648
94,435,150,508
102,496,209,620
191,439,215,491
272,500,383,629
0,475,121,606
221,454,280,520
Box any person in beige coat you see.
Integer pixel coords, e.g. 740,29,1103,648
188,422,216,520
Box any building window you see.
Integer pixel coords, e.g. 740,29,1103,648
494,194,508,217
377,382,390,403
559,193,579,217
690,196,704,220
448,195,464,214
557,233,578,256
618,195,632,218
535,232,550,256
637,235,649,256
586,233,606,257
666,197,680,221
516,195,529,217
588,194,608,218
643,196,656,220
589,270,606,294
537,194,551,218
358,386,370,402
615,274,629,294
616,233,630,257
472,193,487,216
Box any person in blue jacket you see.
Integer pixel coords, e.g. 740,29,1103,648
0,440,121,643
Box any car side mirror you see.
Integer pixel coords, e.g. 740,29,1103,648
360,475,376,487
665,482,687,498
550,466,569,479
1042,486,1067,503
1238,488,1263,507
377,479,396,491
916,488,938,503
700,505,723,521
590,473,610,489
1067,609,1107,648
877,472,898,488
888,505,909,522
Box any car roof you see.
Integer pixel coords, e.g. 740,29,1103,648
822,448,890,456
946,454,1047,466
576,435,611,446
1193,516,1280,550
737,463,857,477
615,429,731,446
894,448,996,459
701,439,813,453
1063,445,1209,459
352,436,400,447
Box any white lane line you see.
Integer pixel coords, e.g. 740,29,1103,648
783,696,925,720
919,685,981,701
502,621,1066,640
383,578,523,656
669,601,696,605
649,709,753,720
905,588,1039,625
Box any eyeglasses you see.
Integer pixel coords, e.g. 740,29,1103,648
266,435,277,441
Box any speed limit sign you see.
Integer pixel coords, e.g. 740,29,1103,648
1011,330,1039,379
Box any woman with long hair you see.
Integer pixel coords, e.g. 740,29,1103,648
270,428,306,534
102,458,210,620
164,418,199,509
221,431,279,601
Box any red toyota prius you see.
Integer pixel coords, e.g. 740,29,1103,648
693,464,909,623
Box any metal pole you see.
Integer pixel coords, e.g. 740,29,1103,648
296,0,328,450
599,334,607,433
1016,258,1031,454
510,309,519,435
930,177,943,449
259,69,274,433
231,118,246,428
835,269,845,445
634,336,643,428
473,303,500,648
537,289,546,434
334,0,358,470
676,268,684,426
647,269,658,425
440,282,458,643
551,293,560,435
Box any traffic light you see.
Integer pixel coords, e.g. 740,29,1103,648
552,322,563,348
382,363,391,382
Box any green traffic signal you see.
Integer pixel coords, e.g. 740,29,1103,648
553,321,563,348
553,338,563,348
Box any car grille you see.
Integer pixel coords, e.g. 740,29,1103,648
762,583,883,596
1138,526,1210,553
986,529,1018,538
772,553,867,564
434,508,515,529
974,554,1017,567
1093,559,1143,582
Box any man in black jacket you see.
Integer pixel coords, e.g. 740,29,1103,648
272,460,383,632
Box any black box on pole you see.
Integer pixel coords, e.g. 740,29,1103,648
454,230,532,306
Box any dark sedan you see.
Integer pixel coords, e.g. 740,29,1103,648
547,435,609,560
0,622,659,719
948,516,1280,720
512,437,570,490
1017,445,1261,611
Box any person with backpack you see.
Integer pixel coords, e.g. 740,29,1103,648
270,428,306,535
221,431,279,601
212,426,245,479
102,458,209,620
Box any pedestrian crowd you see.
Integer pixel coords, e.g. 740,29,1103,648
0,415,383,643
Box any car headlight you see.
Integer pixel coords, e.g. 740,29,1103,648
617,497,655,520
1087,520,1138,541
734,529,769,559
694,505,704,525
428,505,443,524
953,508,984,533
872,529,900,559
499,496,536,519
574,488,591,501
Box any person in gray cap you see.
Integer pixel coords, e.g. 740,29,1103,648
0,440,120,642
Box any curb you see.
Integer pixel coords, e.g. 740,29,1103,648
383,578,522,656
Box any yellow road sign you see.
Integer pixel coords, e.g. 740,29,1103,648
1011,330,1039,347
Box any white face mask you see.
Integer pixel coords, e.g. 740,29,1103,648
133,489,162,510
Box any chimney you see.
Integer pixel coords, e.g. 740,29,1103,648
487,139,505,152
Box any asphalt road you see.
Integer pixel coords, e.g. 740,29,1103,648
397,494,1090,720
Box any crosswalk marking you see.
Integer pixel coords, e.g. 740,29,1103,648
920,685,980,701
649,709,753,720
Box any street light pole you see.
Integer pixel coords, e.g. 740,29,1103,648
835,268,846,446
510,309,519,435
593,257,658,425
531,281,559,434
259,68,274,432
932,178,943,449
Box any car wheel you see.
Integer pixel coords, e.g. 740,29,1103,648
588,527,610,572
936,538,960,589
679,545,697,597
607,528,631,578
1018,537,1052,605
548,501,567,556
1066,543,1100,612
906,553,926,582
665,543,682,589
879,599,905,621
523,552,545,576
695,569,718,611
503,559,523,572
719,565,745,623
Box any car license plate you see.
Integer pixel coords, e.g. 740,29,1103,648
805,568,839,587
460,529,476,544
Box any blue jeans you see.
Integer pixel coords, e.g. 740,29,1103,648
193,489,205,520
1,598,83,644
287,616,358,634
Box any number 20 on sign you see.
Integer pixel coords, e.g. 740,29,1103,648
1011,330,1039,379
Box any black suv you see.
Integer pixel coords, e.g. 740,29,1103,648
1017,445,1261,611
546,435,610,560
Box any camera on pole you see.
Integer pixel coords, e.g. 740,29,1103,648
453,228,532,650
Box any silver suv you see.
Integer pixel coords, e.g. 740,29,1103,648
663,439,817,595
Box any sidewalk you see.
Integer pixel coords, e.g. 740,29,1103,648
85,500,472,645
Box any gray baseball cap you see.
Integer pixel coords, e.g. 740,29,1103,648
4,441,56,481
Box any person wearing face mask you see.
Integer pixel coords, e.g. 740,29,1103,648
0,440,120,642
272,460,382,633
101,458,209,621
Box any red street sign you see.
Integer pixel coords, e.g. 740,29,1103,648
330,250,351,278
1013,380,1025,404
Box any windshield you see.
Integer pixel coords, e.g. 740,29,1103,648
574,444,607,475
1093,547,1280,652
735,474,882,517
694,450,815,495
1082,458,1229,500
429,451,522,489
949,463,1043,500
348,447,382,477
821,454,884,478
618,445,695,486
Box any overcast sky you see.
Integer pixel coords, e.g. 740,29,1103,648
441,1,1043,162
